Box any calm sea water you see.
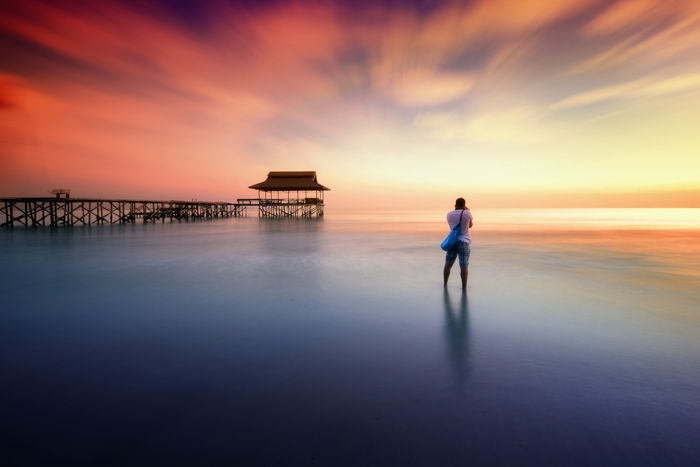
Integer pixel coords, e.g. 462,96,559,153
1,208,699,466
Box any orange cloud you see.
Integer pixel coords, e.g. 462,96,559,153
573,0,700,74
582,0,658,36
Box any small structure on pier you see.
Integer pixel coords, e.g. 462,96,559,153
241,171,330,217
50,188,71,199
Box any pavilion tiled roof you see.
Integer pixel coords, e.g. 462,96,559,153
249,171,330,191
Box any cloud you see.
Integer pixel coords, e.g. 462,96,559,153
462,108,549,144
550,79,647,109
384,69,475,107
0,73,24,108
551,73,700,109
638,73,700,96
582,0,658,36
462,0,596,34
415,106,549,144
571,0,700,74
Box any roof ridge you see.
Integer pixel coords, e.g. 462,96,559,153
249,171,330,191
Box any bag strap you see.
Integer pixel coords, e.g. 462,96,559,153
453,208,465,231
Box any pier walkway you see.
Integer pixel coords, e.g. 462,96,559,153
0,198,245,228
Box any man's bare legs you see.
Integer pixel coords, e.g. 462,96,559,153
444,263,468,290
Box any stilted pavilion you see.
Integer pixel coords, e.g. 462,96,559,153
241,171,330,217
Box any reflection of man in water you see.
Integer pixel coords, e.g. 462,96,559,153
443,197,473,290
443,289,471,391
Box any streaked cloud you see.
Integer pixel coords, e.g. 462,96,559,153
385,69,475,107
571,0,700,75
551,73,700,109
582,0,658,37
414,105,549,144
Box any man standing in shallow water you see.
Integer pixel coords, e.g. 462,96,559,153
444,197,473,290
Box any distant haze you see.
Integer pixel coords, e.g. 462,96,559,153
1,0,699,207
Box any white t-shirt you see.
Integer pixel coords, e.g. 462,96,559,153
446,209,472,244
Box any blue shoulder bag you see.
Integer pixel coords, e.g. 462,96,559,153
440,209,465,251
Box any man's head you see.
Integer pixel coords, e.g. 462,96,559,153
455,197,466,209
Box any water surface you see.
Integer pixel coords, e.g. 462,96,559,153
2,208,699,466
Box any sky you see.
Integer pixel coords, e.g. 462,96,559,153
1,0,699,207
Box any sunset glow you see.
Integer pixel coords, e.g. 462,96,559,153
1,0,699,207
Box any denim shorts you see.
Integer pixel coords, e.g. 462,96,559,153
445,242,470,268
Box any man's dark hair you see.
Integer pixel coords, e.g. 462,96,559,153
455,197,466,209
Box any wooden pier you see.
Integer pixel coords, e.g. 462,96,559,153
247,171,330,218
236,198,325,218
1,171,330,227
0,198,245,228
